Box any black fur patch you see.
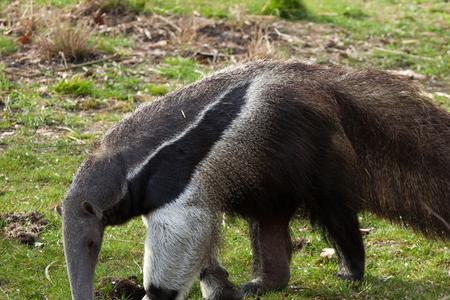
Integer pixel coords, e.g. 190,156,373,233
104,83,250,224
147,284,178,300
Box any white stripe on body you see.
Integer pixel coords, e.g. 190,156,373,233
127,84,246,181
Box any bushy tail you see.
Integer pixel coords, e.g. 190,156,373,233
331,70,450,239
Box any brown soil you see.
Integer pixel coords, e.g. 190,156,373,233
0,211,48,246
292,237,308,252
95,276,146,300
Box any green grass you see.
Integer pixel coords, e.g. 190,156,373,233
435,94,450,110
139,0,307,18
100,72,142,100
0,0,12,12
1,1,449,299
0,66,14,91
53,71,151,102
144,83,169,96
156,56,203,83
301,0,450,80
96,36,135,54
0,35,17,56
262,0,308,19
34,0,79,7
54,76,97,97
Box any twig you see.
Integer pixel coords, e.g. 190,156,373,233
133,258,143,274
273,27,298,43
59,51,68,69
356,283,373,296
374,47,435,61
55,54,120,72
422,203,450,233
3,70,42,78
153,15,181,32
4,55,122,79
45,260,58,284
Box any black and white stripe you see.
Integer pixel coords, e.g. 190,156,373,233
103,83,250,224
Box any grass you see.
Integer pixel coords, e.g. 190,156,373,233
0,35,17,56
0,0,12,11
96,36,134,54
144,83,169,96
35,0,79,7
262,0,308,19
0,66,14,91
302,0,450,80
53,70,157,102
54,76,97,97
0,0,449,299
156,56,203,83
435,94,450,110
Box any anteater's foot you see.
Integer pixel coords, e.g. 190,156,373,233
238,277,289,297
238,281,262,297
202,286,242,300
336,268,364,281
200,265,242,300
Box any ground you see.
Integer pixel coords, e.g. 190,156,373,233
0,0,449,299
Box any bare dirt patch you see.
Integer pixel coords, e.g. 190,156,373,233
0,211,48,246
95,276,145,300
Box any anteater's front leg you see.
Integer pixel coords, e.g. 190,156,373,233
200,258,242,300
142,202,217,300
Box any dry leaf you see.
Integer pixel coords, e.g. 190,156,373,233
360,227,375,236
18,31,32,44
0,131,15,138
93,11,105,25
320,248,335,259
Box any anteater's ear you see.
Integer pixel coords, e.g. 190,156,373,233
82,201,102,218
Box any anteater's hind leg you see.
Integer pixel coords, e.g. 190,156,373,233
239,215,292,296
312,137,365,281
317,207,365,281
315,132,365,281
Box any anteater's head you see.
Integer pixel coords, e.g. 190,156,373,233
62,153,126,300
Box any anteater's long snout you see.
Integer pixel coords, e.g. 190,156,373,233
62,201,104,300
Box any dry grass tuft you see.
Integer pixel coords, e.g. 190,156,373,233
228,5,249,27
246,25,275,59
39,22,96,62
1,0,50,36
176,16,198,44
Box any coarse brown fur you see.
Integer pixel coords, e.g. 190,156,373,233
62,60,450,300
331,70,450,237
